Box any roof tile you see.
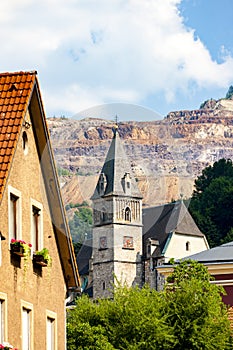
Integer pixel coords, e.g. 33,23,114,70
0,71,36,200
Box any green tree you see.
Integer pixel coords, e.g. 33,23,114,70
189,159,233,247
67,263,231,349
164,260,231,350
67,285,175,350
67,205,93,248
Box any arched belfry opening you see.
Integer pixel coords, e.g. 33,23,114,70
125,207,131,222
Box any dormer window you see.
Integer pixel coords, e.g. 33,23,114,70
122,172,131,194
98,173,107,195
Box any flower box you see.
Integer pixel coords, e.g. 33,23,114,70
33,248,52,268
33,254,48,267
10,243,25,257
10,239,31,258
0,341,18,349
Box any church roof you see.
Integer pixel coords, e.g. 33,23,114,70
76,238,92,275
92,129,142,199
142,200,204,255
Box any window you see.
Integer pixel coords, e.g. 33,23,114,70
0,293,7,344
186,241,190,251
22,308,31,350
101,209,107,223
21,301,33,350
46,311,57,350
103,282,106,290
10,194,18,239
32,206,41,251
31,199,43,252
22,131,28,155
8,186,21,242
125,207,131,221
0,300,4,343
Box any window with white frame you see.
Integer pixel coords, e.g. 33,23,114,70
0,293,7,344
21,301,33,350
8,186,22,242
31,199,43,252
46,310,57,350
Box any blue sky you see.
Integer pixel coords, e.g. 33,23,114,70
0,0,232,121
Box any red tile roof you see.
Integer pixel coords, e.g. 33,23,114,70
0,71,36,200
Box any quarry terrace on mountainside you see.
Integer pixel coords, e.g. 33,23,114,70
48,97,233,208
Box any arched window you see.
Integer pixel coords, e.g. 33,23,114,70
22,131,28,155
186,241,190,251
125,207,131,222
101,209,107,222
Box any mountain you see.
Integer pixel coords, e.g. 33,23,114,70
48,96,233,208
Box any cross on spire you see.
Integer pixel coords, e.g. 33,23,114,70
115,114,118,126
113,114,119,135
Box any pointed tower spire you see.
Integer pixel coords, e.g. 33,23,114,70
92,128,142,199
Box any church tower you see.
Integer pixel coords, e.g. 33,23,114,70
91,128,143,298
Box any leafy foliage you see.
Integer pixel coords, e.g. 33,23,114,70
57,166,72,176
189,158,233,247
67,285,175,350
164,261,231,350
67,262,231,349
67,202,92,251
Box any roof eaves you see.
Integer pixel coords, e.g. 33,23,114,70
30,81,81,290
162,231,173,255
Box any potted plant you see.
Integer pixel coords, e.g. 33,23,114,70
0,342,18,349
10,239,31,257
33,248,52,268
10,239,32,284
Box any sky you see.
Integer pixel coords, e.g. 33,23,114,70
1,0,233,121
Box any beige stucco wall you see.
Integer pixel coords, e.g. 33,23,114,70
0,111,67,349
164,232,209,263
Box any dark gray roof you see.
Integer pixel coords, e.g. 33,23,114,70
76,238,92,275
92,129,142,199
142,200,204,255
182,241,233,263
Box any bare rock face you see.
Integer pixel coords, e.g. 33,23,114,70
48,99,233,207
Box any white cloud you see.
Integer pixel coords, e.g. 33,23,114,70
0,0,232,117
